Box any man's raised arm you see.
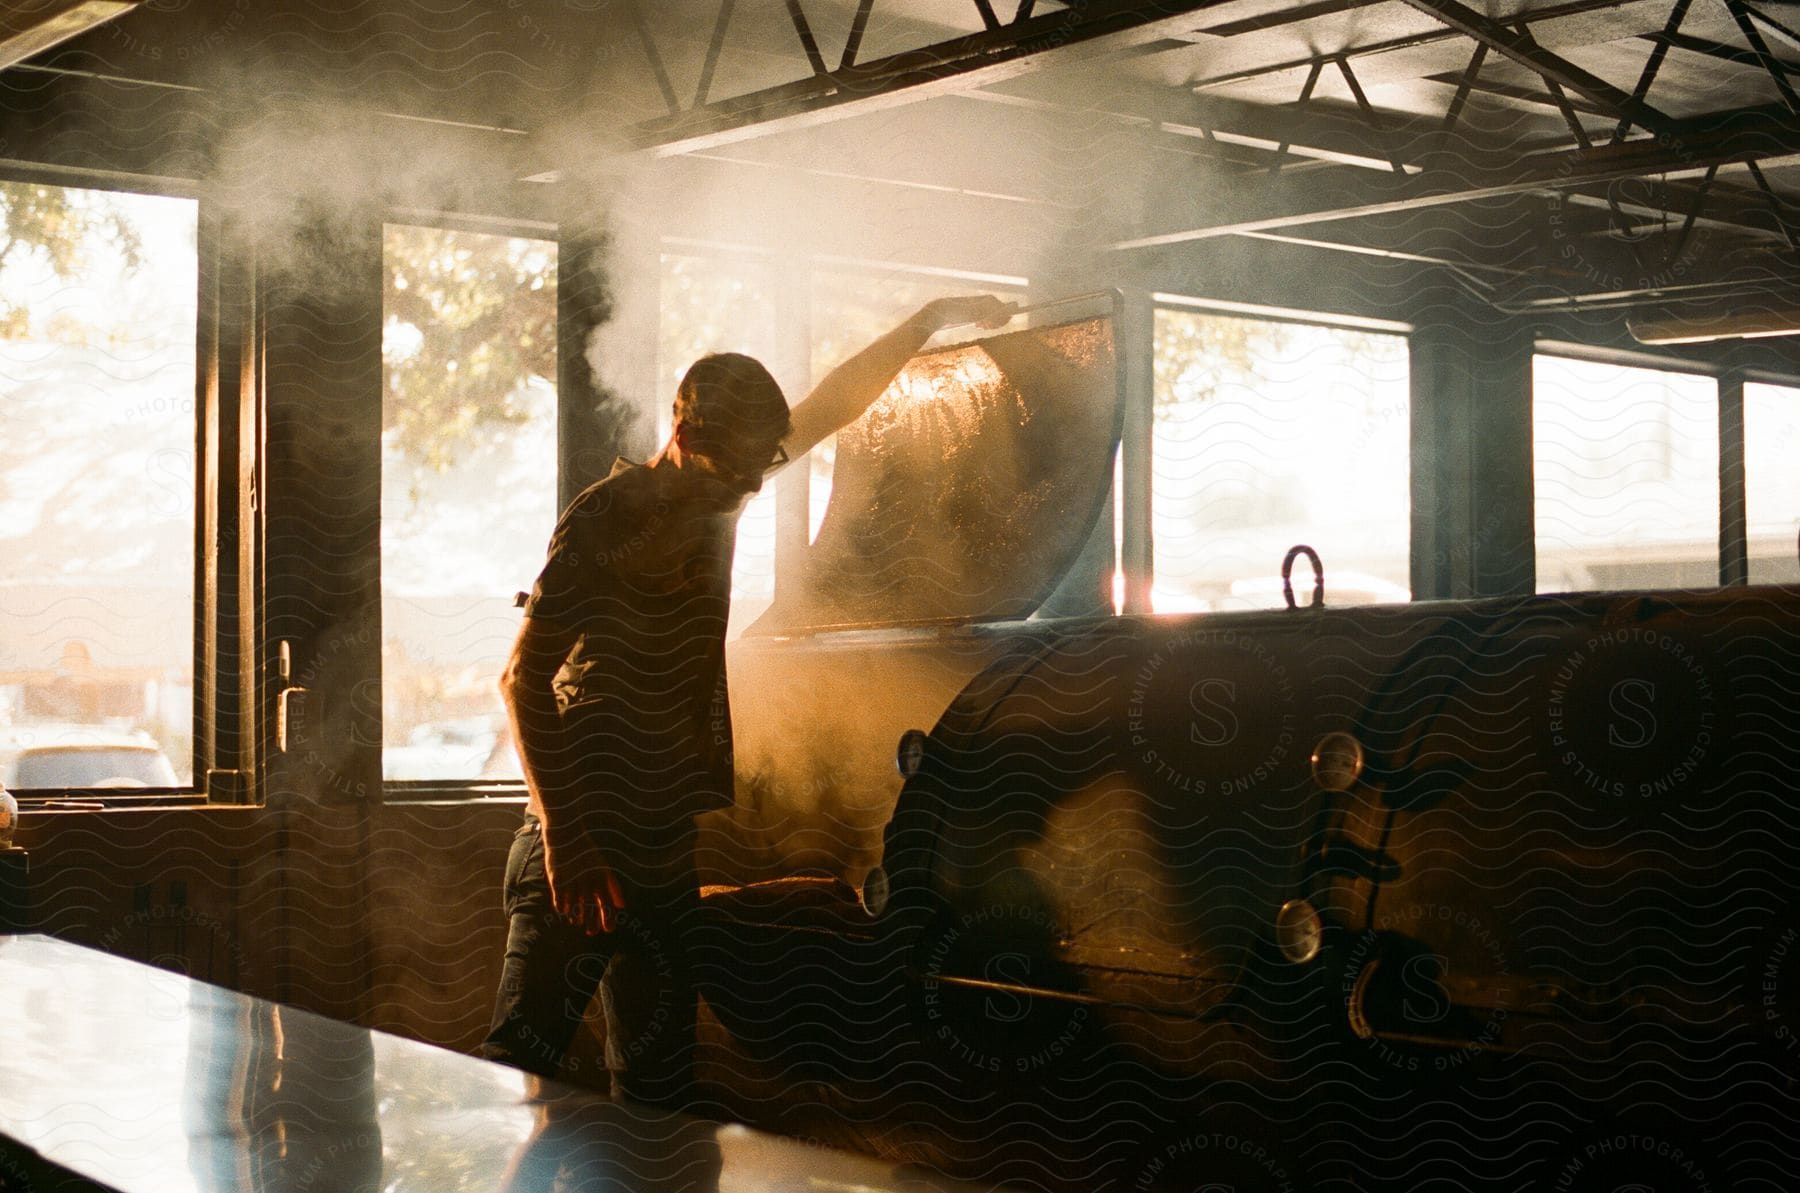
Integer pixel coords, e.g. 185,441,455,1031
782,294,1016,459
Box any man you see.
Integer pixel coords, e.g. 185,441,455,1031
480,293,1014,1108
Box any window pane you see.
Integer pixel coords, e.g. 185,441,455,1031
1533,357,1718,592
1151,310,1411,612
0,182,197,788
381,225,557,782
659,254,779,636
1747,380,1800,585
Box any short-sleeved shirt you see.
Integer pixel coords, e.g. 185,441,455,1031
522,458,737,822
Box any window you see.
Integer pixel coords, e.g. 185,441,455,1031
1532,356,1718,593
0,181,199,789
1746,380,1800,585
380,225,557,782
1151,307,1411,612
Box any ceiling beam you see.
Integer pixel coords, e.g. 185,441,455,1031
1495,265,1800,313
1237,227,1523,284
1113,104,1800,251
1185,0,1644,91
1648,27,1800,73
1561,176,1796,243
970,75,1504,174
598,0,1239,159
1419,68,1614,120
0,66,560,226
1395,0,1678,137
0,0,141,73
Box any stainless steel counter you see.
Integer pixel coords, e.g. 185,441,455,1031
0,935,998,1192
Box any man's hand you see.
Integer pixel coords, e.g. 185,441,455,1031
920,294,1018,334
542,826,628,935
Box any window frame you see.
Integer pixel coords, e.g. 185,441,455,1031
0,164,212,807
375,212,561,799
1140,292,1416,615
1530,341,1800,591
1740,374,1800,586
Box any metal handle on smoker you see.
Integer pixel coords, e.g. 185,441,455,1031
934,289,1121,331
1283,545,1324,610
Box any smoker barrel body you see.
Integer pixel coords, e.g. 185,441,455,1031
698,586,1800,1188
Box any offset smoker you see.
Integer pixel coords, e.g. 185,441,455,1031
891,589,1800,1050
700,593,1800,1188
691,302,1800,1190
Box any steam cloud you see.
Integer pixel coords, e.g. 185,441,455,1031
103,54,1182,882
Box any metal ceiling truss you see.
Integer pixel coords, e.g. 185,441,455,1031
1722,0,1799,114
976,50,1783,226
1541,70,1596,148
1334,55,1407,175
1397,0,1797,144
1482,162,1798,309
1267,57,1325,178
1114,102,1800,250
1192,0,1645,91
597,0,1795,309
1555,169,1792,244
1186,0,1797,174
1440,41,1488,134
1263,55,1408,178
1190,0,1788,150
1744,159,1799,249
1560,168,1797,244
1188,0,1798,114
1117,0,1795,301
609,0,1232,157
1426,67,1611,125
1750,2,1800,48
966,78,1455,176
1397,0,1679,138
1610,0,1692,144
1405,0,1796,296
1653,27,1783,69
1497,269,1800,312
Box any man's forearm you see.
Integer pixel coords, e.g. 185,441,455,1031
784,306,941,456
785,296,1013,456
503,682,584,830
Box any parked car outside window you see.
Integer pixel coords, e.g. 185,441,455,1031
0,725,179,790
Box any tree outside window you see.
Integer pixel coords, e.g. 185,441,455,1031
380,225,557,783
1152,308,1411,611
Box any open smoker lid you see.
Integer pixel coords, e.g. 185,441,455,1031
748,297,1122,635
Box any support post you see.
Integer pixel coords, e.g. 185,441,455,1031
1719,368,1749,586
1119,289,1155,614
1410,311,1535,598
196,199,257,803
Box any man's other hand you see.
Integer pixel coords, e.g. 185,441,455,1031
543,828,628,935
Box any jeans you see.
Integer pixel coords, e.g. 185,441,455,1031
478,815,700,1108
